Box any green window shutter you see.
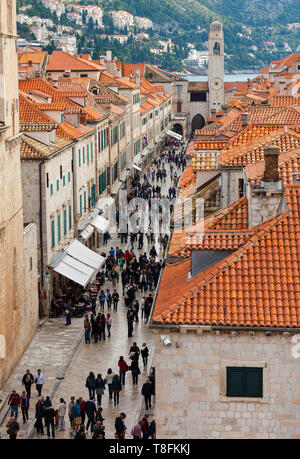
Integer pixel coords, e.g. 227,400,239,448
51,220,55,248
57,214,61,242
84,191,87,213
107,167,110,186
69,205,72,230
50,184,53,196
91,142,93,161
226,367,263,398
98,132,100,152
87,144,89,163
101,130,103,151
83,146,85,164
56,179,59,191
80,195,82,216
63,175,65,187
78,148,81,167
98,174,101,195
63,209,67,235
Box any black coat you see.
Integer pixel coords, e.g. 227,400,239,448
141,382,153,396
35,402,44,419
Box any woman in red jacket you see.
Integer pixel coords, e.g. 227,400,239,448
118,356,129,386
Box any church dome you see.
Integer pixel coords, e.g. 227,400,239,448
210,21,222,32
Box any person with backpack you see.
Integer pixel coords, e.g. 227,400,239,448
111,374,122,406
130,359,141,385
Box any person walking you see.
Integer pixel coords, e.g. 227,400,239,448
74,424,86,440
99,313,106,341
78,397,86,425
148,419,156,439
131,421,142,439
141,415,149,440
85,397,97,433
141,343,149,367
57,398,67,431
85,372,96,400
99,290,106,311
34,397,44,435
84,314,91,344
104,368,114,400
20,391,29,424
141,378,153,410
106,313,112,337
22,369,34,399
7,390,20,421
34,369,45,397
115,412,126,439
6,417,19,440
130,359,141,386
112,289,119,312
71,399,82,434
111,374,122,406
118,356,129,386
106,289,112,310
65,303,72,326
127,311,134,338
95,374,105,407
68,396,75,429
43,396,56,440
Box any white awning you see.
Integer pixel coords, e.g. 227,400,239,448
132,164,142,171
80,224,94,241
166,129,182,141
91,215,110,233
50,239,105,287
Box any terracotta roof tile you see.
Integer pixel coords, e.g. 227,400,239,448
154,185,300,327
178,166,197,189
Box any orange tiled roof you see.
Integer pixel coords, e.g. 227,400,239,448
18,51,47,65
220,127,300,167
19,92,57,126
192,151,218,171
205,196,248,231
178,166,197,189
47,51,103,72
153,185,300,327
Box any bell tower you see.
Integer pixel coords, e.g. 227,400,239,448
208,21,224,115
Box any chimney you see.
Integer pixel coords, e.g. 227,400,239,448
106,50,112,62
263,145,280,182
241,112,249,126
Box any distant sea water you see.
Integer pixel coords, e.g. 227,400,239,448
182,74,258,82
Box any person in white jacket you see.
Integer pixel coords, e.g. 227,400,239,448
57,398,67,431
34,369,45,397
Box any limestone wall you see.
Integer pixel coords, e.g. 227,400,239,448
154,329,300,439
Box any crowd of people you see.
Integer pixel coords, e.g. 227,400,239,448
3,138,187,440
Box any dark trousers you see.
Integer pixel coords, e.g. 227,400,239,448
108,384,113,399
88,387,95,399
86,415,95,432
142,355,148,367
97,393,102,406
24,383,32,398
113,392,119,405
107,325,111,337
144,394,152,409
119,370,126,385
46,420,55,438
132,374,138,385
113,301,118,312
35,417,44,433
36,384,43,396
80,412,85,424
21,407,29,423
99,329,105,340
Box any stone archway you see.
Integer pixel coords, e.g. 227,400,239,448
173,123,183,136
191,114,205,134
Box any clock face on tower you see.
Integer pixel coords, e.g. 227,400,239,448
210,77,223,90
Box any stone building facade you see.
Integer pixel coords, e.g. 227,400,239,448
0,0,39,389
153,328,300,439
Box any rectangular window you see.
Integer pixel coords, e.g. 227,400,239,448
51,220,55,248
56,179,59,191
98,132,101,152
68,171,71,183
87,144,89,163
84,191,87,213
83,146,85,164
121,151,126,171
63,175,65,187
107,167,110,186
226,367,263,398
63,209,67,235
91,143,93,161
80,195,82,217
57,214,61,242
190,91,207,102
114,161,119,181
101,130,104,151
69,205,72,230
50,183,53,196
78,148,81,167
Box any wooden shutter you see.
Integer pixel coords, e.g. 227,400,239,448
226,367,263,398
226,367,243,397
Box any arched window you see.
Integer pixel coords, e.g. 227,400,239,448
7,0,13,34
213,42,220,55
